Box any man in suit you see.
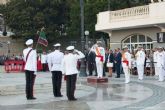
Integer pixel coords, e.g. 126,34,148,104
114,48,122,78
87,47,96,76
23,39,37,100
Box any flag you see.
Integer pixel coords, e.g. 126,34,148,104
37,31,48,47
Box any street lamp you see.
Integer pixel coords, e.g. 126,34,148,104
79,0,87,77
7,41,10,57
85,30,89,49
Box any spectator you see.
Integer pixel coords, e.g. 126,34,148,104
107,49,114,77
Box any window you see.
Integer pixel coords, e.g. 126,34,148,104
122,34,153,52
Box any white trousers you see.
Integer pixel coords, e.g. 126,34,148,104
137,65,144,80
158,67,164,81
96,61,103,78
154,65,159,76
123,66,130,83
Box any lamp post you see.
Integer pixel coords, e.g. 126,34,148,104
108,0,111,10
80,0,85,51
7,41,10,57
79,0,87,77
85,30,89,49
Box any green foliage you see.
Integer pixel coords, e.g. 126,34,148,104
1,0,148,42
2,0,69,43
68,0,148,40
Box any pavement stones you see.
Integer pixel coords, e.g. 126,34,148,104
1,72,165,110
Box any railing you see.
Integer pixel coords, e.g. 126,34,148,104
110,5,149,21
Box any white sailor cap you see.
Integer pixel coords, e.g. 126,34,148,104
158,47,163,49
25,39,33,45
66,46,74,51
54,43,61,47
123,46,128,49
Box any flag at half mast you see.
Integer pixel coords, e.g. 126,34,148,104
38,31,48,47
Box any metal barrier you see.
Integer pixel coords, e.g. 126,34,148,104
4,60,25,73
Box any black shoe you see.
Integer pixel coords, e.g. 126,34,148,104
27,97,37,100
69,98,77,101
115,76,120,78
55,95,63,97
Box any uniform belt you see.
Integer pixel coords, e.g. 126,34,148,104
96,55,103,62
122,60,129,66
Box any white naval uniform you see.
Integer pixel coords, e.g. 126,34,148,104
41,54,47,64
47,50,64,71
47,50,64,97
23,47,37,72
157,52,165,81
136,50,145,80
95,47,105,78
163,51,165,76
122,52,131,83
23,47,37,99
153,51,159,76
62,50,85,100
62,50,85,75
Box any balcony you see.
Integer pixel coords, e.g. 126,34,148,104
95,2,165,33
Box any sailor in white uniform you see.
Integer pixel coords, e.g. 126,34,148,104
23,39,37,100
47,43,64,97
61,46,85,101
135,45,145,80
95,42,105,78
157,47,165,82
41,51,47,71
122,46,132,84
153,47,159,76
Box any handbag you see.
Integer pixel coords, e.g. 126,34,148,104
106,62,113,67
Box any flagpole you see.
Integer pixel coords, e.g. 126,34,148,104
35,31,40,50
35,27,48,51
35,39,39,50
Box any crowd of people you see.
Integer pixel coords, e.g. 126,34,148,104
10,38,165,101
87,46,165,81
0,54,23,65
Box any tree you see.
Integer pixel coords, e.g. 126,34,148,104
1,0,148,43
3,0,69,43
67,0,148,41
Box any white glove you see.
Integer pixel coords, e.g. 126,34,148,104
34,72,37,75
74,49,79,53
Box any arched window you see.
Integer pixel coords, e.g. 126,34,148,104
122,34,153,51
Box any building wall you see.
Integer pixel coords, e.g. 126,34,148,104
0,0,9,4
109,27,165,49
0,36,24,56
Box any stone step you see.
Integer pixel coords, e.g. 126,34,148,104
0,82,87,96
0,83,61,96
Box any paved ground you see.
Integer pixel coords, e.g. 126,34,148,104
0,70,165,110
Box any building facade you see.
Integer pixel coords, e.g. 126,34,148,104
0,0,9,4
0,0,24,56
96,0,165,51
